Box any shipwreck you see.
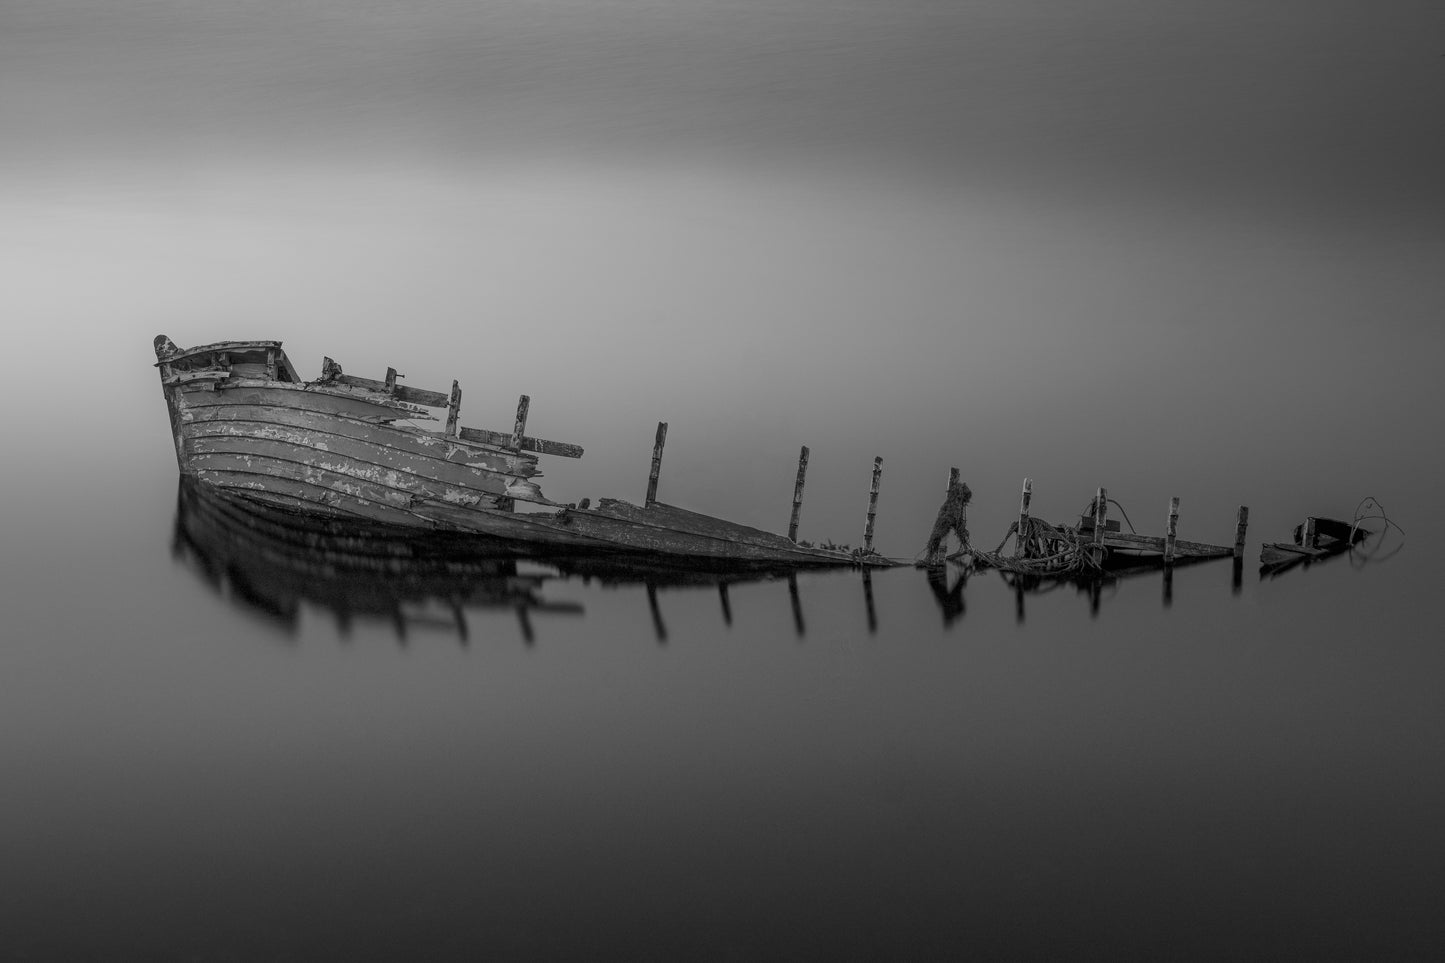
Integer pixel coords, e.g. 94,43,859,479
153,335,893,567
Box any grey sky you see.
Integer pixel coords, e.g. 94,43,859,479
5,0,1443,234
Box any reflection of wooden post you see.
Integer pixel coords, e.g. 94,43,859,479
1234,506,1250,559
1163,565,1174,607
646,583,667,642
861,570,877,635
645,422,668,506
788,573,805,638
516,606,534,646
1017,478,1033,556
718,583,732,626
510,395,530,450
1303,516,1317,548
788,446,810,542
863,457,883,554
1164,497,1180,564
445,381,462,437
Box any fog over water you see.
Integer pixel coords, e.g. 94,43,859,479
3,1,1443,958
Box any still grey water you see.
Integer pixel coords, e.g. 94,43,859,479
4,0,1444,958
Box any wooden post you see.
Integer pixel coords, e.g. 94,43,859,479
863,456,883,554
1233,506,1250,559
645,422,668,506
1303,516,1317,548
385,367,398,393
1164,496,1180,564
510,395,531,450
1017,478,1033,557
788,446,810,542
445,381,462,437
1093,487,1108,552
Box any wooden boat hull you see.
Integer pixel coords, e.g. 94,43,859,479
156,337,872,567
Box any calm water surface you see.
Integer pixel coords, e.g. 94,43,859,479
3,1,1443,958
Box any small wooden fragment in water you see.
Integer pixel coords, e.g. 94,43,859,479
1164,496,1180,564
511,395,531,451
646,421,668,506
1234,505,1249,559
863,456,883,554
788,445,810,543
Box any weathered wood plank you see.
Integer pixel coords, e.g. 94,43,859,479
193,469,436,527
457,425,584,459
328,372,452,408
188,450,505,510
186,433,523,497
180,405,540,475
197,381,439,421
162,370,229,386
1101,531,1233,558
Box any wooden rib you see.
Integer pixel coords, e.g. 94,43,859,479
180,405,539,475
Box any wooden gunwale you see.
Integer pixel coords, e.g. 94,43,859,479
180,404,539,473
208,379,439,419
1093,530,1233,559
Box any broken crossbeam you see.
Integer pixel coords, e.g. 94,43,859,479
457,425,584,458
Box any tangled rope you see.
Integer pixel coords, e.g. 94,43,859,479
1349,496,1406,566
949,515,1108,576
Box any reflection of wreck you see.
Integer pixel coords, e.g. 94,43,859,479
171,476,580,640
155,336,892,567
172,478,872,643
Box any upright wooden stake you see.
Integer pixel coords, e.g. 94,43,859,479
1234,506,1250,559
1093,487,1109,553
445,381,462,437
1164,496,1180,564
1017,478,1033,556
645,422,668,506
510,394,531,450
1303,516,1317,548
863,456,883,554
385,367,398,392
788,446,810,542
